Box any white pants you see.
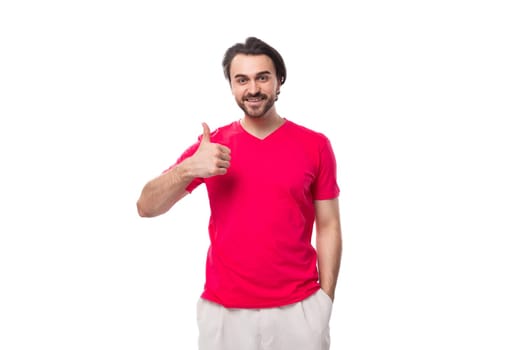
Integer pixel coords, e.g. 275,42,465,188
197,289,332,350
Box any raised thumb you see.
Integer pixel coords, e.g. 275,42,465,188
200,122,211,143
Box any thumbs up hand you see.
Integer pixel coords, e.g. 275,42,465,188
187,122,231,178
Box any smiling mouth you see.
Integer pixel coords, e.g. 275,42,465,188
244,94,266,102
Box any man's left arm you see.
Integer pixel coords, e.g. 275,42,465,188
315,198,343,301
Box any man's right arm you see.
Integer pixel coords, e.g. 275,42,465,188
136,122,231,218
136,160,194,218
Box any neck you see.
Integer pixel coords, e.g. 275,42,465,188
241,111,285,139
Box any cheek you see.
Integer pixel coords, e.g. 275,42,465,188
266,82,279,94
231,85,242,96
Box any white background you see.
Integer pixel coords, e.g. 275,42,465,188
1,0,524,349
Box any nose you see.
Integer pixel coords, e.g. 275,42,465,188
247,80,260,95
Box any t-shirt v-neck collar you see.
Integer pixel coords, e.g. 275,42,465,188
237,118,288,141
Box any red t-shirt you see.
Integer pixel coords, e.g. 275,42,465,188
168,119,340,308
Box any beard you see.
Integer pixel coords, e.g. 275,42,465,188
237,92,276,118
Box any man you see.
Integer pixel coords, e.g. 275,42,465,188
136,37,342,350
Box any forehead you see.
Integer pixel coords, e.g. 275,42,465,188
230,54,276,77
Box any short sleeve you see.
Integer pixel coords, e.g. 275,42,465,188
312,136,340,200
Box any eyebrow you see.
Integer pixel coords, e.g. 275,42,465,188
233,71,272,79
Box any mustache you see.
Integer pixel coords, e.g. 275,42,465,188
244,92,267,100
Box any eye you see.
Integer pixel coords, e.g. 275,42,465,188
236,77,247,84
257,75,269,81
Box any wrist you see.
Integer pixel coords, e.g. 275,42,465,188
171,161,195,183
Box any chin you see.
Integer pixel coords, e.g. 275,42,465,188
241,105,265,118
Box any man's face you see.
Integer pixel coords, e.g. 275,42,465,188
229,54,281,118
